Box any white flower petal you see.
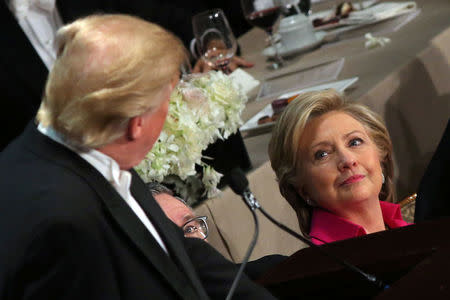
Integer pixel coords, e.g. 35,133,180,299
135,71,246,200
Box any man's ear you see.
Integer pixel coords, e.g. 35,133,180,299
127,116,144,141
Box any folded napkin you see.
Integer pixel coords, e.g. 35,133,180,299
229,68,260,96
345,1,417,24
364,33,391,49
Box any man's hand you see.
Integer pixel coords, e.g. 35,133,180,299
192,56,254,74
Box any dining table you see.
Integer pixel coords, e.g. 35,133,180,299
193,0,449,264
238,0,450,200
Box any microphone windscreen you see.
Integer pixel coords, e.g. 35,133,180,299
227,168,249,195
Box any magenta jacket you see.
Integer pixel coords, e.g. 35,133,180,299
309,201,411,245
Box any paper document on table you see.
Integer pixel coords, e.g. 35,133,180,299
278,77,359,98
256,58,345,101
310,0,379,20
344,1,417,24
310,0,380,31
241,77,358,132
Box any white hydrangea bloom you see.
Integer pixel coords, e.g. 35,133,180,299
135,70,247,199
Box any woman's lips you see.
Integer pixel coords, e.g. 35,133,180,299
340,174,365,186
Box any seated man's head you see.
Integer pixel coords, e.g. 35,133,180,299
148,183,208,240
37,14,187,168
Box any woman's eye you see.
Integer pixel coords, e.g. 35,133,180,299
314,150,328,160
349,138,363,147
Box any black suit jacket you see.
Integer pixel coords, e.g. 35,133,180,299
0,124,275,299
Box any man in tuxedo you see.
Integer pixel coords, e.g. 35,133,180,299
0,14,275,299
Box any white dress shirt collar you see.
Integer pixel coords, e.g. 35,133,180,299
37,124,132,201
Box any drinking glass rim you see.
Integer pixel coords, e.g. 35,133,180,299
192,8,225,20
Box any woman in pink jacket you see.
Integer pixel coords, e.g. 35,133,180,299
269,89,410,245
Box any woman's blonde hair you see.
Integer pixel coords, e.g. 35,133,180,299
268,89,395,237
37,14,188,149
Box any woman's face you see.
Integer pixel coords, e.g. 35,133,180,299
296,111,383,215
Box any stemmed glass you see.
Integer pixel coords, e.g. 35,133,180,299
192,9,238,74
241,0,284,69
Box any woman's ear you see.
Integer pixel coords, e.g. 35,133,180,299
127,115,144,141
379,156,387,177
377,147,387,166
295,173,310,201
297,185,310,201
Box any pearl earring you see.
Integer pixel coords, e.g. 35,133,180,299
306,197,314,206
382,173,385,184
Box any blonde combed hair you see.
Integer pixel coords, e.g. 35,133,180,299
37,14,187,149
268,89,395,237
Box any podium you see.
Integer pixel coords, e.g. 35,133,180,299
257,217,450,299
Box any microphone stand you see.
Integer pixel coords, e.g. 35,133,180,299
225,192,260,300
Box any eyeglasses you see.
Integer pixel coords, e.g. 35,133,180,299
182,216,208,240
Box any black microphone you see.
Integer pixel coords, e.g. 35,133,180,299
227,168,389,291
227,168,260,211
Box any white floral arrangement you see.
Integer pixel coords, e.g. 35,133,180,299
135,71,247,204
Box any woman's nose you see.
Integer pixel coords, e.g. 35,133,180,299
337,149,357,171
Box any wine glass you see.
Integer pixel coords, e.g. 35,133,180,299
241,0,284,69
192,9,238,74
